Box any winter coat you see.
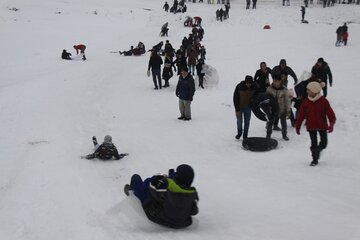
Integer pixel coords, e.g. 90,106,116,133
196,62,205,76
266,84,291,116
311,62,333,85
295,96,336,131
143,175,199,229
61,50,72,60
233,81,258,111
73,44,86,54
148,54,163,70
187,48,198,66
254,67,271,92
162,57,174,80
93,142,121,160
176,73,195,101
271,65,298,84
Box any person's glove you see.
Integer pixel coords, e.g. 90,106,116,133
296,128,300,135
147,70,150,77
328,123,334,133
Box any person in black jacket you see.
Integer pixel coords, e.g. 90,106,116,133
162,54,176,87
196,59,205,88
176,67,195,120
148,50,163,89
254,62,271,93
311,57,333,97
271,59,298,87
61,49,72,60
83,135,127,160
124,164,199,229
233,76,258,139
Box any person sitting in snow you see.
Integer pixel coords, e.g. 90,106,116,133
124,164,199,228
137,42,146,54
83,135,127,160
61,49,72,60
119,46,134,56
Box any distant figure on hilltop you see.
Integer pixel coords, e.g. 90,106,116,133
301,6,305,22
163,1,169,12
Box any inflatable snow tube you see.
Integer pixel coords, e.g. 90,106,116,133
251,93,278,122
242,137,278,152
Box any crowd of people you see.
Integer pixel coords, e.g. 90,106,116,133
68,0,351,230
233,57,336,166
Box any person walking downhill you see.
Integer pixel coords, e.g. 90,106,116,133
295,82,336,166
233,76,258,140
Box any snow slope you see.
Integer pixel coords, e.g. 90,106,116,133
1,0,360,239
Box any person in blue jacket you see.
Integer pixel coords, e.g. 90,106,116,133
175,67,195,121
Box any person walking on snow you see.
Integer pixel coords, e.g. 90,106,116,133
295,82,336,166
233,75,258,139
176,67,195,121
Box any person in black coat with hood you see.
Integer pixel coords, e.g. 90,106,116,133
124,164,199,229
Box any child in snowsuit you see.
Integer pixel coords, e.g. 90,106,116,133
83,135,127,160
124,164,199,229
295,82,336,166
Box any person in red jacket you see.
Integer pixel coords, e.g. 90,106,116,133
73,44,86,60
295,82,336,166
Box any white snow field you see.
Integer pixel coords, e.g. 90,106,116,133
0,0,360,239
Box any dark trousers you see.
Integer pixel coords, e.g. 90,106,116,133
152,69,162,89
309,130,328,150
322,85,328,98
130,174,151,203
267,114,287,137
309,130,327,161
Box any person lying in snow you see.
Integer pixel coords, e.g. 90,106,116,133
124,164,199,228
82,135,128,160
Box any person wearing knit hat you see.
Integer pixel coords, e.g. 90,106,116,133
82,135,128,160
295,82,336,166
233,75,258,139
311,57,333,97
124,164,199,228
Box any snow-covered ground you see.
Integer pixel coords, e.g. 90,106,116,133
1,0,360,239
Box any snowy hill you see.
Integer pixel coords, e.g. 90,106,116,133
1,0,360,239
